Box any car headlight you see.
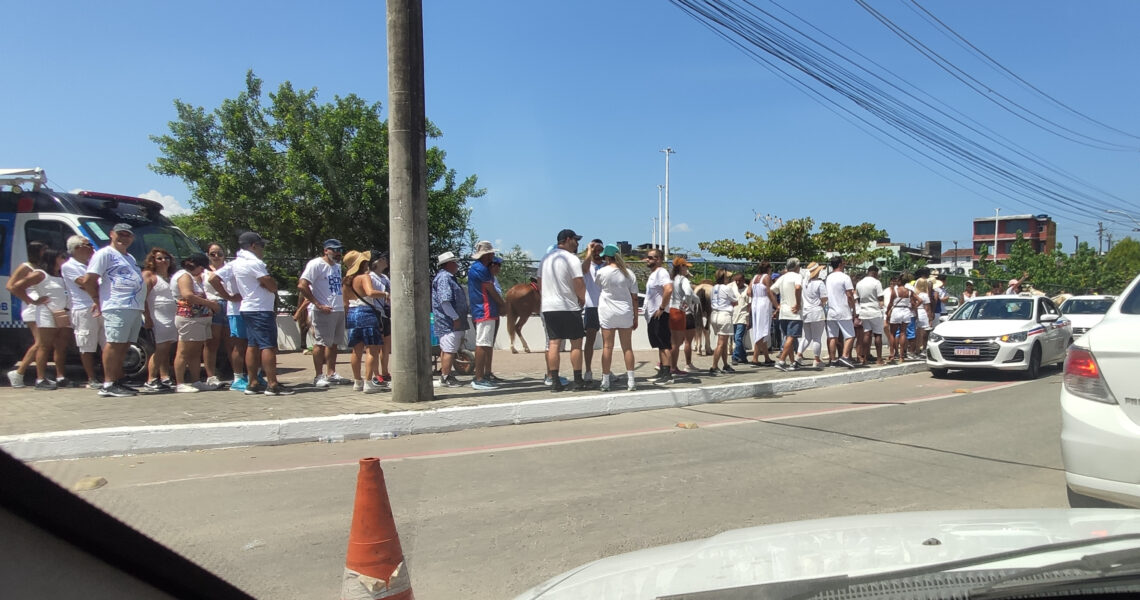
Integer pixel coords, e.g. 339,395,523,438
1000,331,1027,343
929,332,943,343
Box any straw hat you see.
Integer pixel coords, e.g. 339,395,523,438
343,250,372,277
808,263,824,279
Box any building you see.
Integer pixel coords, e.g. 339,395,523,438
972,214,1056,260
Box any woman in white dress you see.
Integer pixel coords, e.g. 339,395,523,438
594,245,639,392
748,260,778,366
914,278,933,353
142,248,178,391
10,248,71,389
6,240,48,387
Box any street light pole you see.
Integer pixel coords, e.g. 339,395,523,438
1106,209,1140,232
657,184,664,251
993,208,1000,261
660,147,675,260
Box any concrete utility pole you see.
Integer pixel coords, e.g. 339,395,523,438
1097,221,1105,254
656,184,664,251
652,217,657,249
993,208,1000,261
1073,235,1079,255
660,148,675,260
952,240,958,270
387,0,433,401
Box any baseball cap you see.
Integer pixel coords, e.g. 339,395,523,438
1008,278,1019,286
601,244,619,257
238,231,267,247
110,223,133,234
673,257,693,268
557,229,582,243
323,239,344,250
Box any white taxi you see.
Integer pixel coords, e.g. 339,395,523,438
1059,295,1116,339
926,294,1072,379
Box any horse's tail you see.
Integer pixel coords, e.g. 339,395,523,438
505,296,517,339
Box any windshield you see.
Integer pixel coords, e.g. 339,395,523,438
1060,298,1114,315
951,298,1034,321
80,218,202,264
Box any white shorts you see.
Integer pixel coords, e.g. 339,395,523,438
439,330,465,354
21,303,39,323
889,310,912,325
710,311,733,336
826,319,855,339
71,307,106,353
917,311,931,331
36,307,69,329
474,320,497,347
861,316,884,336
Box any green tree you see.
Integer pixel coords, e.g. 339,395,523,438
150,71,483,259
497,245,535,291
1105,237,1140,289
699,214,891,265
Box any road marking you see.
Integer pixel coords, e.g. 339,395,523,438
123,377,1035,488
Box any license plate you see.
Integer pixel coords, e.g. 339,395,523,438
954,348,980,356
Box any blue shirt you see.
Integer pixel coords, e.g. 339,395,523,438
467,260,498,322
432,270,469,335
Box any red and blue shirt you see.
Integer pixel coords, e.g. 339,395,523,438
467,260,498,322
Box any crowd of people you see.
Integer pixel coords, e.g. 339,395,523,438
7,223,1018,396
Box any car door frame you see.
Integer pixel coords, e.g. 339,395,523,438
1036,297,1063,362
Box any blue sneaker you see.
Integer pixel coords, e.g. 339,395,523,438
230,376,248,392
256,373,268,387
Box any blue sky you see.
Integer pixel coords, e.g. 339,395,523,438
4,0,1140,258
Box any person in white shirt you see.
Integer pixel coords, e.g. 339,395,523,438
1005,271,1029,295
884,275,915,363
208,254,248,391
708,268,739,375
914,277,934,352
824,256,856,368
730,273,751,365
593,244,639,392
83,223,148,398
539,229,587,392
10,248,71,390
233,231,292,396
797,263,827,368
855,265,885,365
580,238,605,382
668,257,698,376
298,239,346,388
773,258,804,371
643,249,674,385
62,235,103,388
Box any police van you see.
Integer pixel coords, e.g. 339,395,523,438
1,168,202,378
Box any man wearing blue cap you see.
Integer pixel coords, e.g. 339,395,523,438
299,239,346,387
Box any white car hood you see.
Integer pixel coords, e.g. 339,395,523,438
1066,313,1107,330
932,319,1032,338
514,509,1140,599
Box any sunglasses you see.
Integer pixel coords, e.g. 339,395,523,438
327,248,344,253
155,256,171,262
208,252,224,257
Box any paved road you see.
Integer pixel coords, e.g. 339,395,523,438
34,369,1068,599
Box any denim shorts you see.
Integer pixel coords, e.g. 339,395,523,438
346,305,382,347
103,308,143,344
778,319,803,338
242,311,277,350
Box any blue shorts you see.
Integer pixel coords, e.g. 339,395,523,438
907,316,916,340
103,308,143,344
346,305,382,347
242,311,277,350
778,319,803,338
228,314,247,340
212,303,227,326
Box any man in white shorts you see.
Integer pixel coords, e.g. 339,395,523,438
467,240,505,391
298,239,346,387
432,252,469,387
62,235,103,388
855,265,885,365
824,256,856,368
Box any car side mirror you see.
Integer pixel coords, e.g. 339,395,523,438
1040,313,1059,323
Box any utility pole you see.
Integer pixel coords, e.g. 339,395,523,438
656,184,663,251
1107,232,1114,251
660,147,675,260
387,0,433,401
652,217,657,249
1097,221,1105,254
993,208,1000,261
952,240,958,270
1073,235,1079,255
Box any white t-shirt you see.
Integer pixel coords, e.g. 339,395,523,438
86,247,146,311
594,264,639,328
644,267,670,317
300,257,344,312
856,276,884,320
583,260,603,308
824,271,854,320
711,283,738,312
61,257,93,310
373,272,390,309
801,278,826,323
775,271,803,320
213,262,242,314
539,248,582,312
669,275,694,311
232,249,274,312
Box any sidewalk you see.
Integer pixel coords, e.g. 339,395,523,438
0,349,929,460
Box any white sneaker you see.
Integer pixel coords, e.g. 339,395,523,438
314,374,330,388
599,374,611,392
627,379,637,391
327,372,349,385
363,379,384,394
8,369,24,388
353,379,364,391
205,375,223,387
175,383,200,393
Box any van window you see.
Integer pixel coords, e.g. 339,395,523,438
25,220,76,254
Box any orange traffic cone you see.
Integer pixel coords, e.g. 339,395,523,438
341,458,414,600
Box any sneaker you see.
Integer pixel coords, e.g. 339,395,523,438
205,376,224,388
836,357,856,369
672,368,689,376
583,371,594,382
353,379,364,392
722,365,736,373
314,374,330,388
175,383,200,393
573,380,591,392
143,379,163,392
102,383,137,397
86,381,103,390
193,380,219,391
264,384,295,396
34,379,57,390
600,375,611,392
327,373,350,385
774,362,788,372
372,377,391,390
653,373,674,385
159,379,175,391
257,374,268,387
550,378,567,392
708,368,719,376
787,361,801,371
55,378,74,388
471,379,498,391
439,376,461,388
544,375,569,387
363,379,385,394
244,382,266,395
627,379,637,391
230,376,248,392
7,369,25,388
486,373,505,384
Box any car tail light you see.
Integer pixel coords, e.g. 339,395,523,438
1063,348,1117,404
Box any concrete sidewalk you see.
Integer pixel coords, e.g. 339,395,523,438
0,349,929,460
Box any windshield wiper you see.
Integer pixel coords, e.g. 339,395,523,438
969,545,1140,599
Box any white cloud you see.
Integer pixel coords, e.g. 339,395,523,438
671,222,691,233
138,189,191,216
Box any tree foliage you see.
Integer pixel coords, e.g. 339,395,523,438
150,71,483,258
973,234,1138,295
698,214,891,265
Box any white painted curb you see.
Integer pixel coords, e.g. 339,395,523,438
1,363,928,461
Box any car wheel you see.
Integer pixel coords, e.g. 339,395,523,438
1067,486,1124,509
122,331,155,382
1024,344,1041,380
1057,338,1073,369
930,368,949,378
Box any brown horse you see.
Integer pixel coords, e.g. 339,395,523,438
505,280,541,353
693,281,714,356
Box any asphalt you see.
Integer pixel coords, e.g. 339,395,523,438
1,348,928,460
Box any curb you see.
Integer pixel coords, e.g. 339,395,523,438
1,363,928,461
